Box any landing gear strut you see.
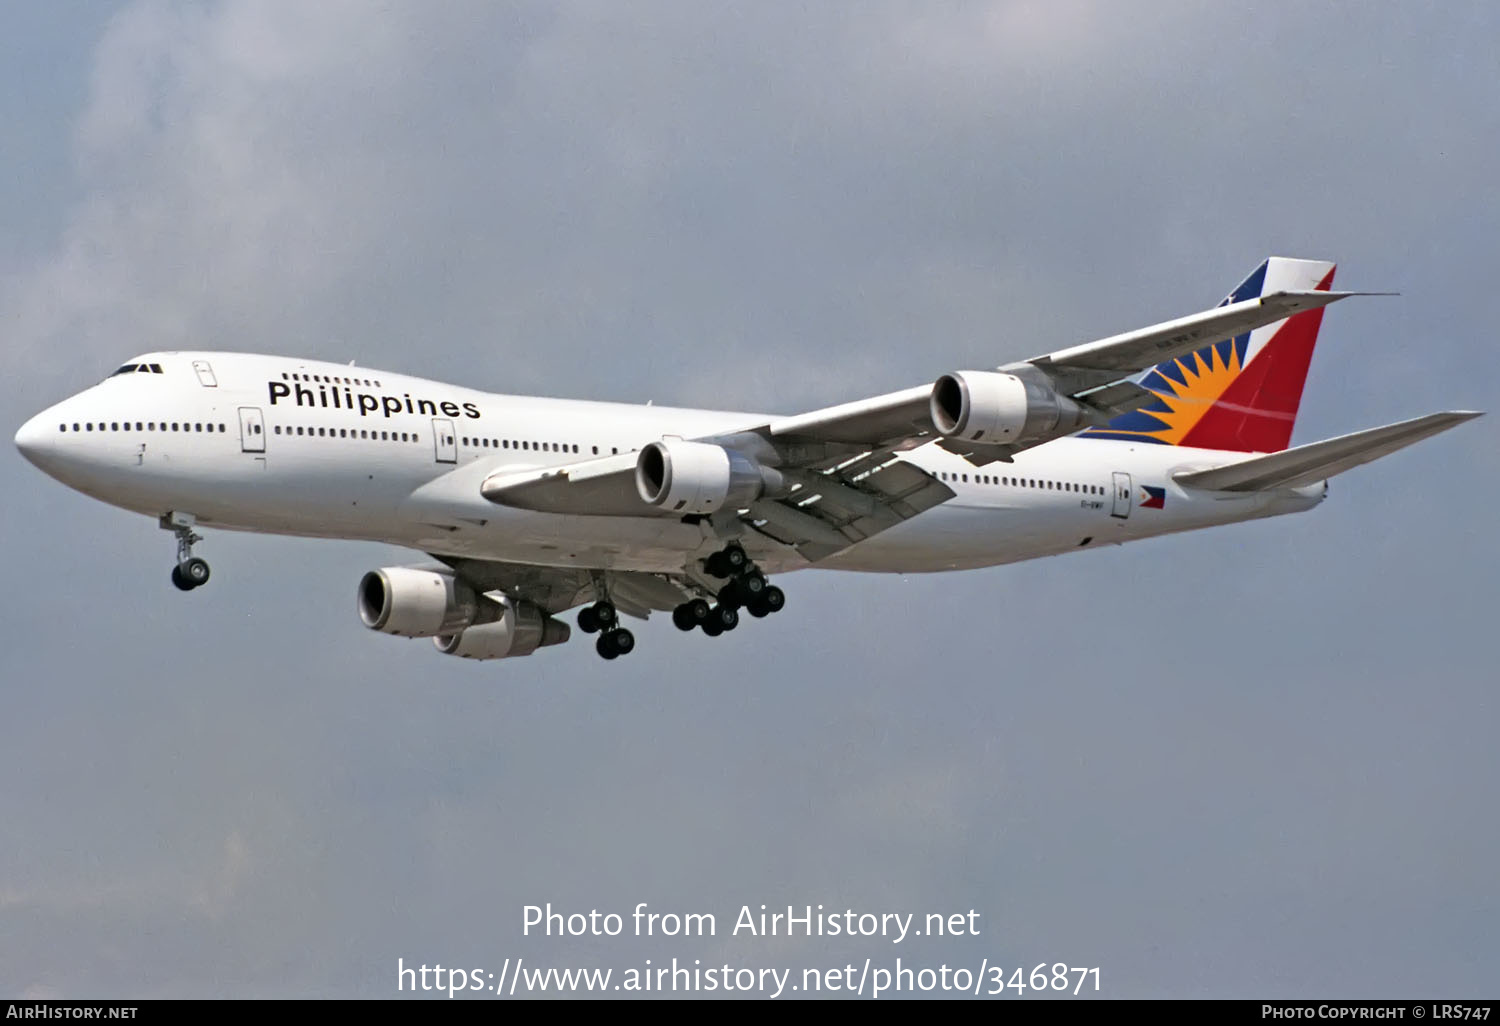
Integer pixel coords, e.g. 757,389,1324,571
679,542,787,636
578,599,633,660
161,512,210,592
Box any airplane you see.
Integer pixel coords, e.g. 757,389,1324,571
13,257,1481,662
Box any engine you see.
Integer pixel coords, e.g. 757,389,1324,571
635,439,784,515
434,596,570,660
929,370,1098,446
358,567,479,637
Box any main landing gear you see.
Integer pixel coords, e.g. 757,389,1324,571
577,600,635,660
161,512,211,592
672,542,786,638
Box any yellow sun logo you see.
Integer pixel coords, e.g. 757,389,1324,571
1137,343,1244,445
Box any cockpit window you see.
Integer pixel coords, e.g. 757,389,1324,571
109,363,164,377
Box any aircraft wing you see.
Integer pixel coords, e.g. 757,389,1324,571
431,555,704,621
480,447,955,563
760,288,1360,462
481,287,1361,561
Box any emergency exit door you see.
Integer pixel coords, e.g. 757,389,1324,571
238,407,265,453
1111,471,1132,519
432,418,457,464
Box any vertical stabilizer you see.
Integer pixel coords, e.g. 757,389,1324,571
1084,257,1335,452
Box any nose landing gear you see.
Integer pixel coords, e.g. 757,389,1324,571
161,512,211,592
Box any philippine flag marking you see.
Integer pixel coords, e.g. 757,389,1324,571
1141,486,1166,509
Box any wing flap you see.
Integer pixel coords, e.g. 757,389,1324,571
434,555,699,619
743,457,954,561
1173,411,1482,492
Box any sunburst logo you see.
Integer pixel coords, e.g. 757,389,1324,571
1135,342,1245,444
1084,339,1247,446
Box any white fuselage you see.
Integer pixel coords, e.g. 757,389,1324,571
14,352,1324,576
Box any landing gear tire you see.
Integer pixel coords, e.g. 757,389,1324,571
171,565,195,591
610,628,634,656
672,600,709,631
723,543,748,573
701,618,724,638
596,627,634,660
181,557,210,587
592,601,617,629
747,583,785,618
713,604,739,633
578,607,601,634
704,542,749,580
734,571,767,605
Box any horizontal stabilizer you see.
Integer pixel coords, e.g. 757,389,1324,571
1173,411,1482,492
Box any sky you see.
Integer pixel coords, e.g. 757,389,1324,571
1,1,1496,1000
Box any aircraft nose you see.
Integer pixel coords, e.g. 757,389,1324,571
15,409,58,468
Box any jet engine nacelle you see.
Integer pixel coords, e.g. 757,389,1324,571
635,439,784,515
930,370,1099,445
434,596,570,660
358,567,478,637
